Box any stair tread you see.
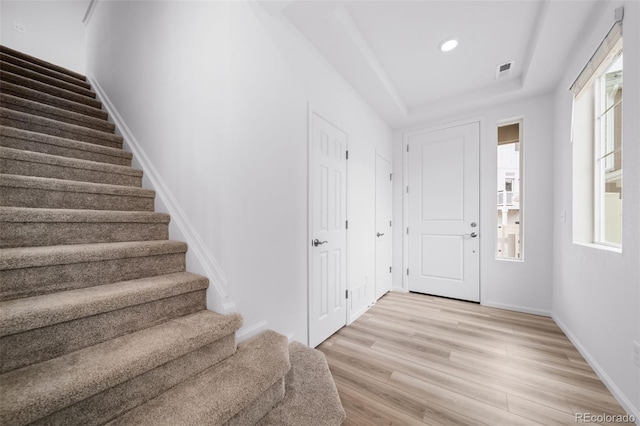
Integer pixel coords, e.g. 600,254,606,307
0,45,87,81
1,93,115,132
1,70,101,109
0,81,107,120
0,147,141,177
0,60,96,98
1,108,122,145
0,174,154,197
0,272,209,337
257,342,346,425
0,52,91,90
0,310,243,426
0,240,187,271
108,330,290,426
0,207,169,223
0,126,131,160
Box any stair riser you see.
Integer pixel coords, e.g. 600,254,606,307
0,115,122,149
1,221,168,248
1,291,207,373
0,186,154,211
1,61,96,98
227,378,285,426
1,71,102,109
1,81,107,120
32,335,237,426
0,133,132,166
0,53,91,90
1,96,114,133
0,253,186,301
0,45,87,81
0,157,141,187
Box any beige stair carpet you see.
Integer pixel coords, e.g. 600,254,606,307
0,44,345,426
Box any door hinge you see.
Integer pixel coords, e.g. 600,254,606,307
389,220,392,227
406,145,409,152
345,220,349,229
390,173,393,181
345,290,349,299
406,186,409,194
406,227,409,234
389,266,392,273
407,268,409,276
346,150,349,160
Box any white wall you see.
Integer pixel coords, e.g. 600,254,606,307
393,92,555,316
552,0,640,417
0,0,87,73
85,1,392,344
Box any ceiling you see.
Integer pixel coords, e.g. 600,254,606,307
272,0,603,128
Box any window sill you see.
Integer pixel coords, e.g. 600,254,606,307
573,242,622,254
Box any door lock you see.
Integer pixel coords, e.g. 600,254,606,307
470,222,477,228
313,239,328,247
376,232,385,237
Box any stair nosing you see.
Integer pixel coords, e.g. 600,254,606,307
0,272,209,336
1,93,115,132
1,60,96,98
0,81,107,120
0,174,154,197
0,52,91,90
0,126,131,159
0,310,243,426
0,147,142,177
0,70,101,109
0,207,169,223
0,45,87,81
0,240,187,271
1,108,122,145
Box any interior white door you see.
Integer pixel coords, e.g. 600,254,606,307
309,112,347,348
375,154,392,300
407,122,480,302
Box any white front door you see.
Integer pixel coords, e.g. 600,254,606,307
308,111,347,348
375,154,392,300
406,122,480,302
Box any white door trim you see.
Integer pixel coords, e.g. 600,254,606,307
402,116,485,296
307,103,348,347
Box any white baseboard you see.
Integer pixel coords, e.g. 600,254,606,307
236,320,268,343
553,314,640,423
89,76,234,314
481,300,551,317
348,304,371,325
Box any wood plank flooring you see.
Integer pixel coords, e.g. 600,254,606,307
318,292,634,426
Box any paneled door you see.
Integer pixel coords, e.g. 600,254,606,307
407,122,480,302
375,154,392,300
308,111,347,348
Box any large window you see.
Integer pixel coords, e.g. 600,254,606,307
572,21,623,249
497,120,523,260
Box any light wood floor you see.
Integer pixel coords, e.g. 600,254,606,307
318,292,634,426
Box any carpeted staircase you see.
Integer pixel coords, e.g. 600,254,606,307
0,45,346,426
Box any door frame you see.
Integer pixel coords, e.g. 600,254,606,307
402,116,484,296
307,103,349,346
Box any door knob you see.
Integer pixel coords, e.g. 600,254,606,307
313,239,328,247
464,232,478,238
376,232,385,237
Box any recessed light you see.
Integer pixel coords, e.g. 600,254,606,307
439,39,458,52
